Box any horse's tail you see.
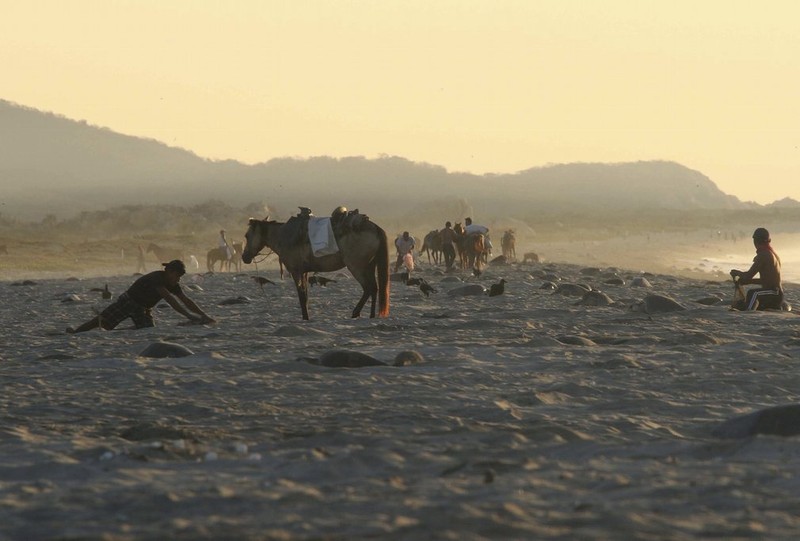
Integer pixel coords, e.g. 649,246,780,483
206,250,213,272
376,226,390,317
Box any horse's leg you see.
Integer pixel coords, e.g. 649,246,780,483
350,265,378,318
292,271,311,320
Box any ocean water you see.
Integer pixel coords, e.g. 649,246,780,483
696,245,800,285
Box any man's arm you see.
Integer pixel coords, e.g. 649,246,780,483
156,286,202,321
736,256,764,285
176,291,216,322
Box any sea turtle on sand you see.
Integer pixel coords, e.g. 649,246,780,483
539,281,558,291
712,404,800,438
693,295,724,306
319,350,386,367
139,341,195,358
447,284,488,297
630,276,653,288
629,294,686,314
554,283,592,297
393,350,425,366
305,350,387,368
575,290,614,307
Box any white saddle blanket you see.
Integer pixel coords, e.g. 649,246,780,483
308,217,340,256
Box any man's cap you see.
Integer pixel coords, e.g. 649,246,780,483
752,227,771,242
445,221,452,227
163,259,186,274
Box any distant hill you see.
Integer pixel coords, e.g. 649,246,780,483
1,99,748,221
766,197,800,209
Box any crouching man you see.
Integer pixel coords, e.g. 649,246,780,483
67,260,215,333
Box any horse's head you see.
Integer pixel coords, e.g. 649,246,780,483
454,223,464,235
242,217,280,264
241,218,263,264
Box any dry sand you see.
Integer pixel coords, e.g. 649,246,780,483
2,253,800,540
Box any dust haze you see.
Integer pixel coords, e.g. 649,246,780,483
2,100,800,281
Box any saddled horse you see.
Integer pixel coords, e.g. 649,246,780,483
419,230,443,265
206,241,243,272
453,223,487,271
501,229,516,261
146,242,184,264
241,215,390,320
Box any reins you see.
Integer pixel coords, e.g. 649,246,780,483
250,247,277,300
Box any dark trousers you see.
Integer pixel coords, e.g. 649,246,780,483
734,288,783,311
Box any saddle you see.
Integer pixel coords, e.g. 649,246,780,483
283,206,371,251
330,207,370,237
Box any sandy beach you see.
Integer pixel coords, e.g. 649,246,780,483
2,249,800,540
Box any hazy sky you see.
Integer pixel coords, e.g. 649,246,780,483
2,1,798,203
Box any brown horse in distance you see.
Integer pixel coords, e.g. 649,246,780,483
241,216,390,320
146,243,184,264
420,230,443,265
453,223,487,271
207,241,244,272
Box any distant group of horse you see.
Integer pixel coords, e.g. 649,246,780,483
145,242,243,273
419,226,518,270
142,216,529,323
